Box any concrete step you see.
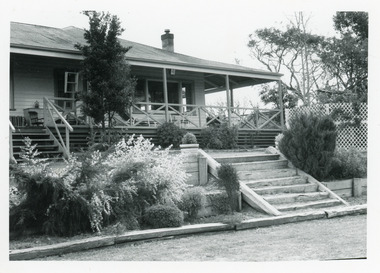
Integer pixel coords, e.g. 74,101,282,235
214,154,280,164
231,159,288,172
252,183,318,195
262,192,330,205
275,199,342,212
238,168,297,181
245,176,308,188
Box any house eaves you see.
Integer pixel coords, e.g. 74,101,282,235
10,22,283,82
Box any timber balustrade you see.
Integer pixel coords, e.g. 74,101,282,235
127,102,283,130
9,120,16,163
43,97,73,159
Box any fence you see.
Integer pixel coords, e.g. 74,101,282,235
285,103,367,151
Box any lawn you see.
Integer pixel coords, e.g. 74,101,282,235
35,214,367,261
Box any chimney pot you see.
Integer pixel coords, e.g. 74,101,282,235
161,29,174,52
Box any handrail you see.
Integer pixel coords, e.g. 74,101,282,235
43,97,73,159
9,120,15,132
44,97,73,131
9,120,17,163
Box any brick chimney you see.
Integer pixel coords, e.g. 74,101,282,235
161,29,174,52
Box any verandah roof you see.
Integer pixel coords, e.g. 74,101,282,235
10,22,282,92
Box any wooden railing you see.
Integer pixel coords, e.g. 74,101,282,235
128,102,283,130
9,120,16,163
43,97,73,159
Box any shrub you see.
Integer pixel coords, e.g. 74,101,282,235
181,132,198,144
143,205,183,228
208,192,232,214
217,164,240,212
9,135,189,237
200,124,238,149
278,113,337,180
9,165,93,236
179,187,206,220
328,148,367,179
157,122,185,148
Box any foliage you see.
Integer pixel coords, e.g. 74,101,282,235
248,12,325,105
87,128,128,150
143,205,183,228
259,82,298,109
317,12,368,104
157,122,185,148
278,113,337,180
75,11,136,130
208,192,232,214
328,148,367,180
9,135,188,237
217,164,240,212
181,132,198,144
179,187,206,220
19,137,48,165
201,124,238,150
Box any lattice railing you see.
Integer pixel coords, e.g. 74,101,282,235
285,103,367,151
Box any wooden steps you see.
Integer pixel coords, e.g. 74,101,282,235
211,150,346,214
12,127,63,161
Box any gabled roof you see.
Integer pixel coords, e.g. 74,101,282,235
10,22,282,90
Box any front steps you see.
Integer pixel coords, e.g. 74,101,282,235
12,127,63,162
212,150,346,214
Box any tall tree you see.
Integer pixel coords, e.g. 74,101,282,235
317,12,368,103
75,11,136,130
248,12,325,106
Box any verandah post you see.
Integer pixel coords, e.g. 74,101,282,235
163,68,169,122
278,80,285,130
226,75,231,127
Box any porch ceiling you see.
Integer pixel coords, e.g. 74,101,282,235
204,73,275,94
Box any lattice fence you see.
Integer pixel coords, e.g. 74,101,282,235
285,103,367,151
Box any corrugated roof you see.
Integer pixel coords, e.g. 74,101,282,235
10,22,281,78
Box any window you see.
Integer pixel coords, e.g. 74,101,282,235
64,72,79,93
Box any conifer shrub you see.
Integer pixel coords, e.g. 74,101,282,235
157,122,186,148
181,132,198,144
143,204,184,228
278,112,337,180
217,164,240,212
179,187,206,220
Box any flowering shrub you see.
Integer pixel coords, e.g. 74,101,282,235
10,135,189,237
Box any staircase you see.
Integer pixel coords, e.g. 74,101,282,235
12,127,63,162
211,150,346,214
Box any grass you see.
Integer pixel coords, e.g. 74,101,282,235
35,214,367,261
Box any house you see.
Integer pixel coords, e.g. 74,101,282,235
9,22,284,160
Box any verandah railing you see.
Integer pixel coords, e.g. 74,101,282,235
121,102,283,130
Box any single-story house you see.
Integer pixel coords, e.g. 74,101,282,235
9,22,284,159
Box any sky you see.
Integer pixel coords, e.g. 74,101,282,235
4,0,366,106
